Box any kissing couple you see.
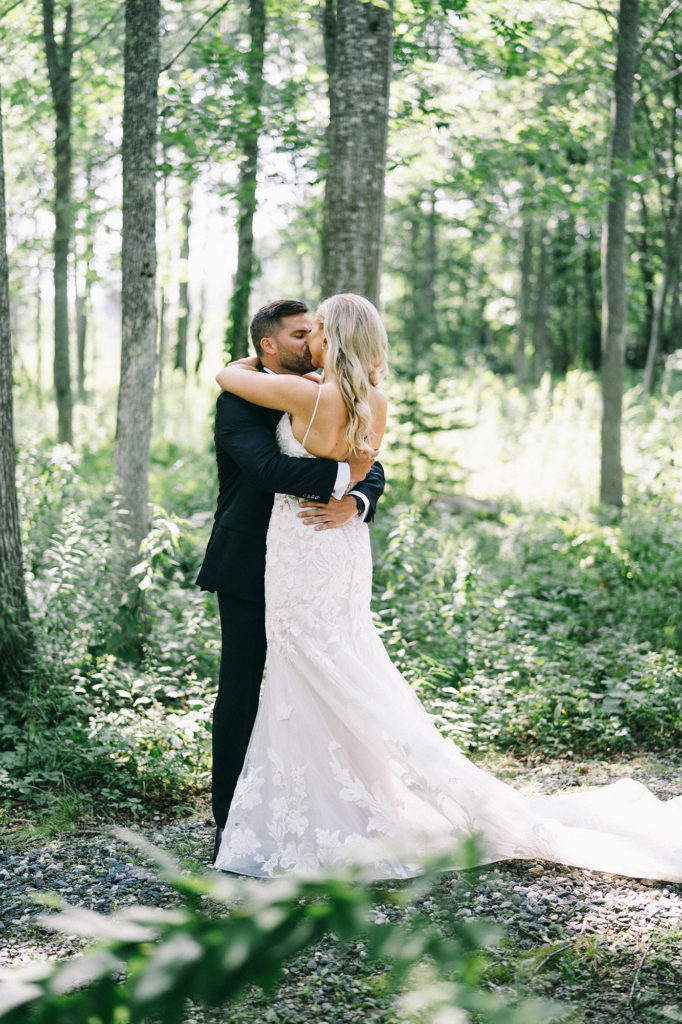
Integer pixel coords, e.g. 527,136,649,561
198,293,682,882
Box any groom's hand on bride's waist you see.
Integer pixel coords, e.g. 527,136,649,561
298,495,361,531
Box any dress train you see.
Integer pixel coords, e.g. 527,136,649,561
215,417,682,881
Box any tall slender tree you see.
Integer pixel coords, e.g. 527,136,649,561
175,174,194,374
600,0,640,506
225,0,266,358
42,0,74,445
112,0,160,592
321,0,393,306
515,216,532,388
0,86,32,690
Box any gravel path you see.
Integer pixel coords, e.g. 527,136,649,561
1,753,680,1023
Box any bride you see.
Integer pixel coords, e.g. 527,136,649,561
213,292,682,882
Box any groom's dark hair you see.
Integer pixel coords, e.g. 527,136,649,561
250,299,308,356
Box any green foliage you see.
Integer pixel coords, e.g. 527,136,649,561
0,438,218,822
373,497,682,757
373,372,682,757
4,372,682,827
0,833,565,1024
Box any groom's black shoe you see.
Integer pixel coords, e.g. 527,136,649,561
213,826,224,865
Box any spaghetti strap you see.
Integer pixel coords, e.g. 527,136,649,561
301,385,322,450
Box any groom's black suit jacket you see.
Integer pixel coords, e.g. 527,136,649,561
196,390,385,603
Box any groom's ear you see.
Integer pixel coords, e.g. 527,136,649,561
259,336,277,357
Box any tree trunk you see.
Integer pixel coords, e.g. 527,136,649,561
583,236,601,371
637,188,656,368
158,285,168,388
321,0,393,306
35,281,44,408
516,215,532,387
642,195,682,395
600,0,640,506
113,0,160,592
224,0,265,360
533,231,549,383
0,86,32,690
194,283,206,375
666,244,680,352
75,166,96,402
42,0,74,446
406,190,439,372
175,176,193,374
423,191,438,345
156,285,168,436
641,269,669,397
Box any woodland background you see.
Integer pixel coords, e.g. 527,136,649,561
0,0,680,1020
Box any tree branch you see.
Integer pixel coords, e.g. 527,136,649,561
636,63,682,103
75,9,124,54
160,0,232,74
562,0,617,24
638,0,680,58
0,0,25,21
628,947,649,1017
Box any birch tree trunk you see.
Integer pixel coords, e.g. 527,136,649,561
0,86,31,689
225,0,265,360
42,0,74,445
600,0,640,506
322,0,393,306
112,0,159,590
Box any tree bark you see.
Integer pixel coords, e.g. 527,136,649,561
75,164,96,402
194,283,206,375
175,176,193,373
225,0,265,360
642,268,669,396
583,235,601,371
0,86,32,690
321,0,393,306
639,57,682,392
42,0,74,445
35,281,44,408
600,0,640,506
113,0,160,589
515,215,532,387
533,230,549,383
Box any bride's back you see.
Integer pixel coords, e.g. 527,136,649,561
293,293,389,460
291,379,387,461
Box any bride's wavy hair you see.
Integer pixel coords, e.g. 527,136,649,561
316,293,389,454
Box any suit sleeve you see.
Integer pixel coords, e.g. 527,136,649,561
351,461,385,523
218,395,338,502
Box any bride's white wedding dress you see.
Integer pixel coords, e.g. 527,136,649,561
215,415,682,881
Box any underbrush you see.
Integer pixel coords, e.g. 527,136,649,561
2,371,681,823
1,440,218,823
372,500,682,756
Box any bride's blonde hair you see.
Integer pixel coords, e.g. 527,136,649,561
316,293,389,455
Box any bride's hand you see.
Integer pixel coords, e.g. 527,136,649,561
347,448,378,486
216,356,260,388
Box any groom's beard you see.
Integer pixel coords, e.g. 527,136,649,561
275,342,315,375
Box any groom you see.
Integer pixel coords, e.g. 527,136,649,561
196,299,385,861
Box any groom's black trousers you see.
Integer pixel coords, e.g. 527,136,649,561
212,592,266,829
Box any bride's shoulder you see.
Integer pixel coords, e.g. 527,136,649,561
370,385,388,412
